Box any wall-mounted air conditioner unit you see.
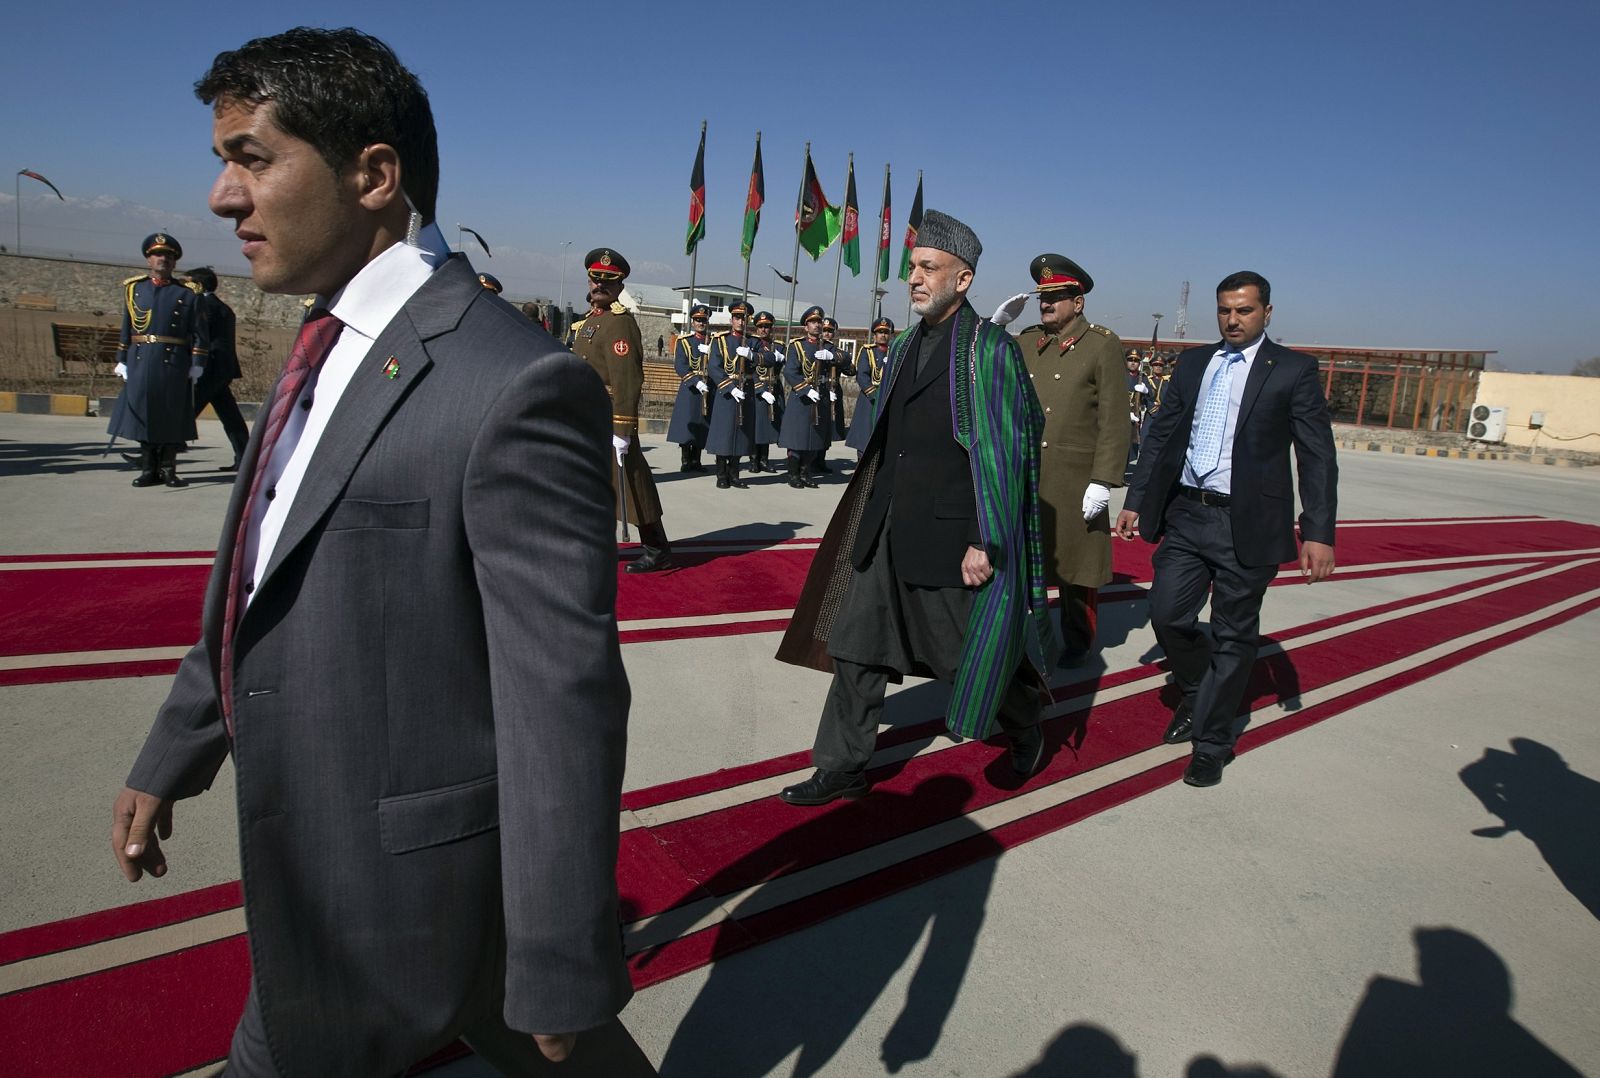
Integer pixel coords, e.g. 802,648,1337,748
1469,404,1507,443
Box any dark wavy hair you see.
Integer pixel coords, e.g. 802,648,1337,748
195,27,439,225
1217,270,1270,306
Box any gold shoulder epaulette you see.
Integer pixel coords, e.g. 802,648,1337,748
185,280,205,295
302,296,316,309
1088,323,1112,336
1019,323,1046,334
609,301,628,315
122,274,145,285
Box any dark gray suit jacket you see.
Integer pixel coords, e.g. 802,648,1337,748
127,255,633,1074
1124,336,1338,567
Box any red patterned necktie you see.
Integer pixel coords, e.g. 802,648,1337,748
218,309,343,735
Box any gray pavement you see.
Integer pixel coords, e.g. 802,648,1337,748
3,412,1599,1076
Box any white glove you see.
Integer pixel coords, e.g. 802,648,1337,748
1134,382,1149,394
806,388,821,402
736,346,751,358
815,348,834,362
1130,411,1141,423
829,390,838,402
189,365,204,382
761,391,775,404
1082,482,1111,521
731,387,746,402
115,362,128,380
611,435,628,465
696,343,710,355
695,379,709,395
991,292,1031,326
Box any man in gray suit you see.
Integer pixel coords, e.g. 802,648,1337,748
109,28,644,1075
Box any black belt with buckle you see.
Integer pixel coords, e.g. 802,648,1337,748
1178,485,1231,508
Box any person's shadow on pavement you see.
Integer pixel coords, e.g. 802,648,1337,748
1459,737,1600,920
651,775,999,1078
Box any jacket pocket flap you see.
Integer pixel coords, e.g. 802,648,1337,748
933,491,976,519
378,773,498,853
326,498,430,531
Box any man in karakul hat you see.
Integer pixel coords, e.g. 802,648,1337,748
776,209,1061,805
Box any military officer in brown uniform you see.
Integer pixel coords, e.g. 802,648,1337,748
996,253,1129,661
570,248,674,572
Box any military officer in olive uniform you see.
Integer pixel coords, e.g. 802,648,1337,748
749,310,784,472
669,303,714,472
706,299,757,489
845,316,893,455
778,305,833,488
570,248,674,572
1000,254,1129,661
109,233,210,488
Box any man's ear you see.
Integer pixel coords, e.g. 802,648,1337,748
354,144,404,212
954,266,975,296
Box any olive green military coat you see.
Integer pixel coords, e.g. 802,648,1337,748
1015,314,1130,586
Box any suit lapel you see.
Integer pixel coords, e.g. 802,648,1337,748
253,256,474,597
1236,337,1281,427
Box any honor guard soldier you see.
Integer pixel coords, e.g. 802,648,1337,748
109,233,210,488
477,272,503,294
818,316,852,472
999,253,1129,661
669,303,714,472
778,305,834,487
570,248,674,572
186,266,250,471
749,310,784,472
845,316,894,456
706,299,757,489
1142,352,1170,439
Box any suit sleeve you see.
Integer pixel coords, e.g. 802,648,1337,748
1124,355,1194,515
126,639,231,800
1290,357,1338,546
463,349,632,1034
1092,335,1132,487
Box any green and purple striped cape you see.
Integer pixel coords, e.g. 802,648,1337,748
778,300,1059,739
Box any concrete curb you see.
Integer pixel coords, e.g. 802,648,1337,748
1337,438,1590,468
0,392,263,421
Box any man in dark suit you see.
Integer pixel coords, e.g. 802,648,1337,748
108,28,644,1075
1115,271,1336,788
187,266,250,470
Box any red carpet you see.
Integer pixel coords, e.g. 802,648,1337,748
3,519,1599,1076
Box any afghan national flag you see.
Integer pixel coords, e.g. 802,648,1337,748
876,168,892,282
18,169,64,200
841,160,861,277
897,176,923,282
686,126,706,256
796,151,842,260
741,136,764,261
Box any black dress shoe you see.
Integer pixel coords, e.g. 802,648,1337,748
1182,750,1234,788
1162,700,1194,745
625,546,674,574
1008,726,1045,777
779,768,868,805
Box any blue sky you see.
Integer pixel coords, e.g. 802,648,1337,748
4,1,1596,370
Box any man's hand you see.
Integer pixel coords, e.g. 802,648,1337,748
761,391,776,404
189,364,204,382
696,343,709,355
695,379,709,395
112,787,174,882
815,348,834,362
735,345,751,358
1300,540,1335,583
1081,482,1111,521
611,434,628,466
806,388,821,402
532,1033,576,1062
731,387,746,402
961,545,993,588
115,362,128,380
829,390,838,402
1114,509,1140,541
990,292,1031,326
1134,382,1148,394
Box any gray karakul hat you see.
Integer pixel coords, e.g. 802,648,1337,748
916,209,982,270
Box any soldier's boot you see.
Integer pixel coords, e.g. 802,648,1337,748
626,522,674,574
680,444,696,473
715,457,732,489
160,444,188,488
727,456,748,489
131,444,162,488
786,454,805,489
753,445,770,472
691,447,707,472
799,452,820,488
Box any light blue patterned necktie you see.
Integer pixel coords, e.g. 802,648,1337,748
1187,350,1245,479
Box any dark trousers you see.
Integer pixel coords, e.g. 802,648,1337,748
195,381,250,459
1147,496,1277,756
1058,584,1098,653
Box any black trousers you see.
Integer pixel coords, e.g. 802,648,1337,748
195,381,250,459
1147,496,1277,756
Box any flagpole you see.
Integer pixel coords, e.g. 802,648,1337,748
871,162,888,321
686,119,706,339
830,154,851,324
784,142,808,351
905,169,921,327
739,131,759,312
14,173,20,254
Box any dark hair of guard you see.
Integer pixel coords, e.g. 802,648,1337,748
188,266,218,292
1217,270,1270,307
194,27,440,225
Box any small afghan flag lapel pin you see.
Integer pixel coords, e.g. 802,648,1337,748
382,356,400,380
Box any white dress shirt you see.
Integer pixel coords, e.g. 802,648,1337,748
1181,332,1266,494
241,225,450,607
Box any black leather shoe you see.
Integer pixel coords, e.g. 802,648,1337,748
1162,700,1194,745
779,769,868,805
1182,750,1234,788
1008,725,1045,777
625,546,674,574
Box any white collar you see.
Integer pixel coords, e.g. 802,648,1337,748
320,222,450,339
1217,333,1267,362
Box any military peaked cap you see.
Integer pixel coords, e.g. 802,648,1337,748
142,232,181,258
1030,253,1093,295
584,247,630,281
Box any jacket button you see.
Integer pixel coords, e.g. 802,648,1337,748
1045,407,1051,413
1041,440,1049,448
1054,373,1061,380
245,579,255,594
265,487,275,501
